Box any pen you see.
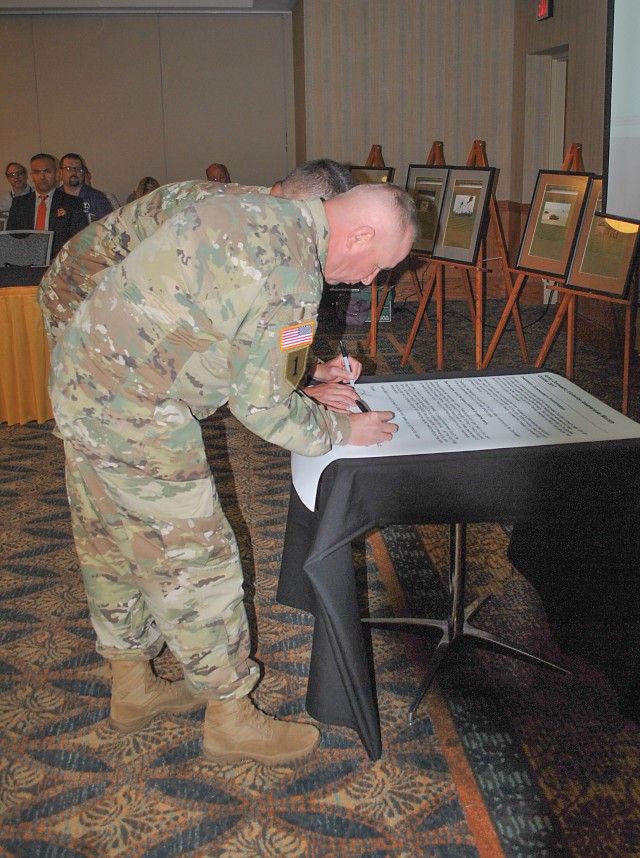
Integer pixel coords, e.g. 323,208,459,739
339,339,371,412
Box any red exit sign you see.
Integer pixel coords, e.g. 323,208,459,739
538,0,553,19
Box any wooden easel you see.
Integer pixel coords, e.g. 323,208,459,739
366,141,445,356
526,144,585,377
480,142,638,412
364,143,385,168
529,144,635,413
481,143,585,371
361,145,387,356
561,142,585,172
468,140,529,366
400,140,519,370
531,269,637,414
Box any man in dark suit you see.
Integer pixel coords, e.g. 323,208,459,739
7,153,88,259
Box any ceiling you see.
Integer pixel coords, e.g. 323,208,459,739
0,1,299,13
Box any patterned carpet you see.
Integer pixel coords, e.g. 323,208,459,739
1,293,639,856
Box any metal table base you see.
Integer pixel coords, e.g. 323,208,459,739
363,522,571,723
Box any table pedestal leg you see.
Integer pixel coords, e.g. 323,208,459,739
363,523,571,722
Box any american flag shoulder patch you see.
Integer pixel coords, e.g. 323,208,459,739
280,321,315,351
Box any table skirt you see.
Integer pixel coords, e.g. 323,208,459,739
0,285,53,425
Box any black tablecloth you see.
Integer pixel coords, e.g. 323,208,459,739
0,266,48,287
277,371,640,760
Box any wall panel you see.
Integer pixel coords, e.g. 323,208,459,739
302,0,516,200
31,15,165,204
159,15,293,188
0,17,40,174
0,13,294,206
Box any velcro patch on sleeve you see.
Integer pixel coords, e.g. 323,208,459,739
280,321,315,351
284,345,311,388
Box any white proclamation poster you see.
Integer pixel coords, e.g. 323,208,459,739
292,373,640,511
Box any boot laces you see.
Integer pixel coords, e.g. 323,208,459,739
240,697,274,737
148,672,183,698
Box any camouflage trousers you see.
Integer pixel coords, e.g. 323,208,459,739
64,445,260,699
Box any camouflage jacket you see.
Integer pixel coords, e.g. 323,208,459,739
50,192,351,482
39,181,261,344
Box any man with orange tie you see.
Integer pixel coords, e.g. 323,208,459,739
7,153,88,259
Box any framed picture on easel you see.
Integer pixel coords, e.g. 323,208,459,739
432,167,495,265
565,178,640,299
349,166,395,184
516,170,592,277
405,165,449,254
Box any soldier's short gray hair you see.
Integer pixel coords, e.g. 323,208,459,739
280,159,356,200
357,182,420,243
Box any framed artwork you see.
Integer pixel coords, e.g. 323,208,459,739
516,170,592,277
405,165,449,254
432,167,495,265
349,166,395,184
565,178,640,299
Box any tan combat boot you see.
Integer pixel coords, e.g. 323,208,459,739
109,659,206,733
202,696,320,765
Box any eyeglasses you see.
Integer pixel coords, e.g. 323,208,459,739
62,166,85,173
6,170,26,178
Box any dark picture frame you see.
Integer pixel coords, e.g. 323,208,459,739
516,170,592,278
405,165,449,254
432,166,495,265
566,177,640,299
349,166,395,184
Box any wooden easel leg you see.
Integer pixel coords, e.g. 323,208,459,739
436,265,444,369
462,269,476,321
365,271,395,355
507,284,529,364
401,265,437,366
411,264,432,329
534,293,571,368
475,266,483,370
481,274,527,369
464,145,527,364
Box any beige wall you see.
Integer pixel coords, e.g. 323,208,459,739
292,0,307,162
299,0,608,205
0,13,295,206
300,0,516,200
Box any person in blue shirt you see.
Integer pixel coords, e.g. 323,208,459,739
59,152,114,221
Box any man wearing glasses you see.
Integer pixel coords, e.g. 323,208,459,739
59,153,114,222
0,162,33,213
6,153,88,259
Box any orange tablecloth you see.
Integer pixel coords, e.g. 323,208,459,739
0,285,53,424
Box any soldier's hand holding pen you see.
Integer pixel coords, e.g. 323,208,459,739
303,347,364,413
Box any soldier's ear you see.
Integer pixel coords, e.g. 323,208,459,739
346,226,374,249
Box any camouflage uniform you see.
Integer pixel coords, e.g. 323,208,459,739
50,192,350,699
39,181,261,347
